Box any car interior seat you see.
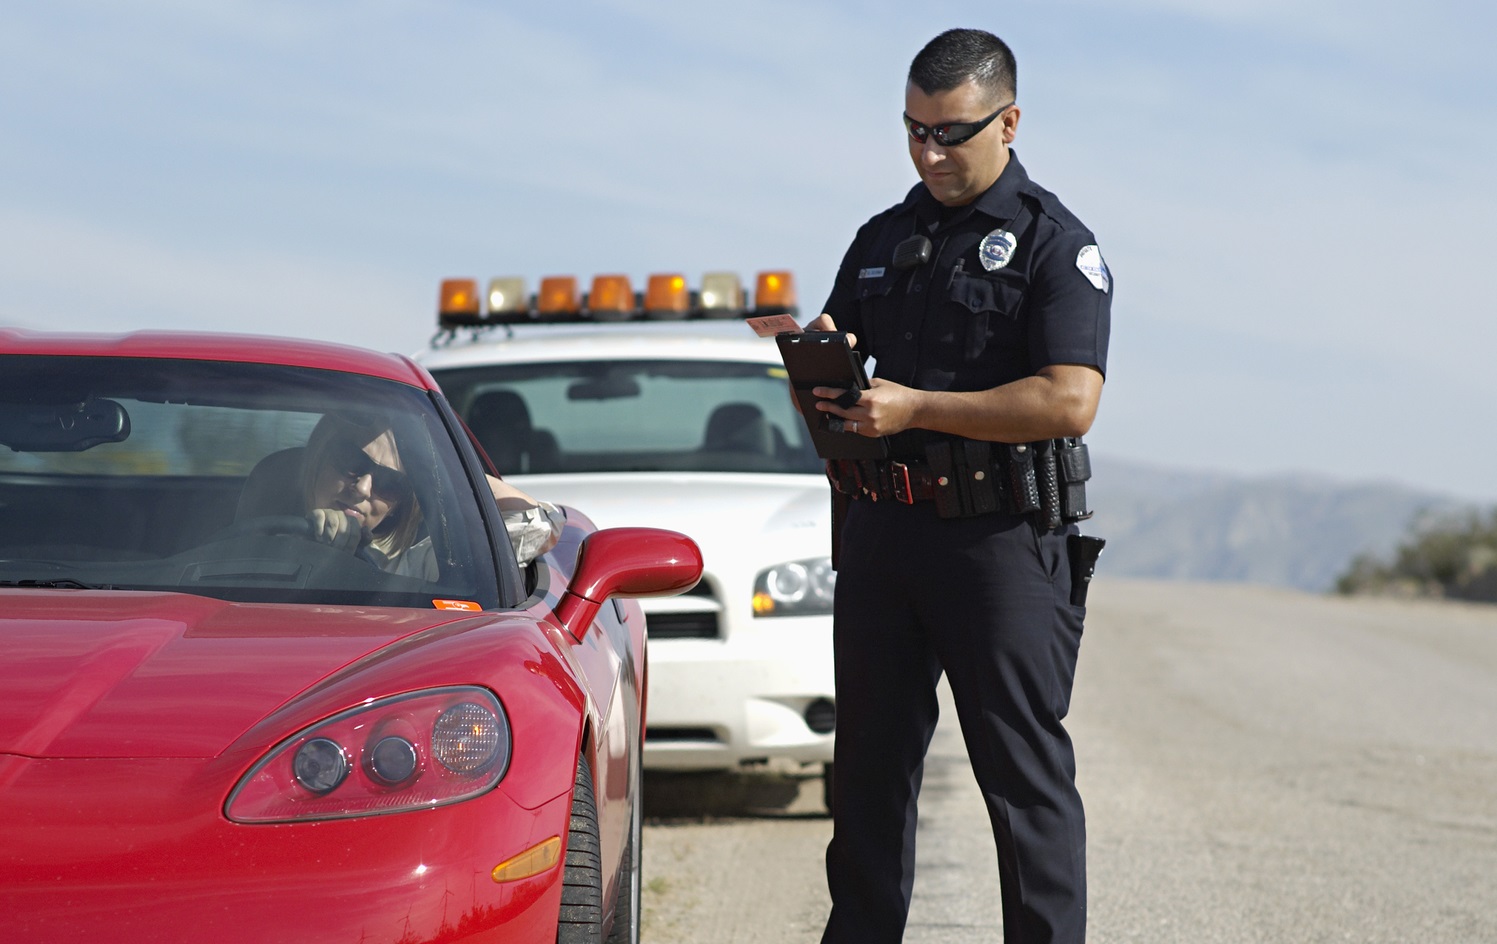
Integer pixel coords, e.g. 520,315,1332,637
701,402,777,457
235,447,306,520
466,390,560,474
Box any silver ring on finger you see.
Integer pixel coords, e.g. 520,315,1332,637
852,420,860,434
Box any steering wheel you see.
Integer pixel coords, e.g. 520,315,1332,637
202,515,391,571
204,515,316,544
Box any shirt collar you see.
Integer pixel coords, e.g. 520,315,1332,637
901,149,1030,230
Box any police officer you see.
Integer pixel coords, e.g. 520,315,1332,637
806,29,1111,944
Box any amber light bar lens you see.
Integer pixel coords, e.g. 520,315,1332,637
644,273,689,320
438,278,482,326
589,274,636,321
537,276,581,316
754,270,797,312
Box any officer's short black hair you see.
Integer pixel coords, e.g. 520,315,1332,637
908,29,1016,104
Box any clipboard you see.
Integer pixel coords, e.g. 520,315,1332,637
775,331,889,460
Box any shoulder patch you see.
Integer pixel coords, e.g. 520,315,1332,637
1075,245,1110,293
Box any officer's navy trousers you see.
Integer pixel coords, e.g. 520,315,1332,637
821,499,1087,944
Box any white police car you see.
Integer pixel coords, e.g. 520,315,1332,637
416,271,835,790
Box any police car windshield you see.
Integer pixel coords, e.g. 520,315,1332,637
434,360,823,475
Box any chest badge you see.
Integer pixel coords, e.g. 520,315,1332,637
978,229,1018,271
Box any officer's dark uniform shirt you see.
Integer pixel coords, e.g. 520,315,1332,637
822,151,1111,459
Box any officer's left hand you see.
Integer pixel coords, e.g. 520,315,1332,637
812,378,918,437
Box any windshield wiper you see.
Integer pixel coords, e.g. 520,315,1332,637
0,578,113,590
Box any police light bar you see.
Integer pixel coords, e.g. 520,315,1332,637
486,277,529,323
644,273,689,320
754,270,796,316
438,279,483,327
589,274,636,321
434,269,798,329
536,276,581,319
700,272,745,318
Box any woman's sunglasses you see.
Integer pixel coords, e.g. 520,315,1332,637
334,443,411,503
903,101,1013,147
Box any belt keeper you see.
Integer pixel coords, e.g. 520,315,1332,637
962,440,999,515
925,441,963,518
875,460,896,501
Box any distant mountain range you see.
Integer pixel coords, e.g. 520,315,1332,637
1083,456,1481,592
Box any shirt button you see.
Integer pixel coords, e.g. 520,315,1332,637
904,332,913,340
912,283,923,293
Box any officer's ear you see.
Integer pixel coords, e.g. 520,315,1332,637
1001,105,1021,145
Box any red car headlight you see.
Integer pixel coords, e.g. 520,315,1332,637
226,687,511,824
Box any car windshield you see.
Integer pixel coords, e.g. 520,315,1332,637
432,359,822,475
0,355,501,609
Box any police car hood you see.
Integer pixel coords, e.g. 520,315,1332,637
523,472,828,557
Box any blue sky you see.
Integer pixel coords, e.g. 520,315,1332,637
3,1,1494,499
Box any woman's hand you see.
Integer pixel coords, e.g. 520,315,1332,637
308,508,365,551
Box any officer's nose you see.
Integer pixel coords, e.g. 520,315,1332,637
919,140,947,165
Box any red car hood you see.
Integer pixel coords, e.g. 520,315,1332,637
0,590,475,760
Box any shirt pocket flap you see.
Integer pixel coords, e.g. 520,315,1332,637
856,270,898,300
951,272,1025,317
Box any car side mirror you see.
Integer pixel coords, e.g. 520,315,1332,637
553,528,702,640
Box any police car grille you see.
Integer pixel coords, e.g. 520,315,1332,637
645,611,720,639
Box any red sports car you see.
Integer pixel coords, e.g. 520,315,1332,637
0,329,701,944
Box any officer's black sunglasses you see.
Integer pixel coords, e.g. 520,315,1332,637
903,102,1014,147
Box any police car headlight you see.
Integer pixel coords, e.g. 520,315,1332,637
752,557,835,617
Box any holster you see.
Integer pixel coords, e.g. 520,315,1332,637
1057,437,1093,522
1066,534,1106,606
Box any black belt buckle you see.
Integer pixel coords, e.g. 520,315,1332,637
891,460,914,504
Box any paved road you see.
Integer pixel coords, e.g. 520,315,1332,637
638,579,1497,943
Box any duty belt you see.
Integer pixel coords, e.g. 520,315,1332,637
826,437,1093,526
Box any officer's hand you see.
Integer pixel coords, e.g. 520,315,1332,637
812,378,919,438
803,313,857,348
308,508,364,551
